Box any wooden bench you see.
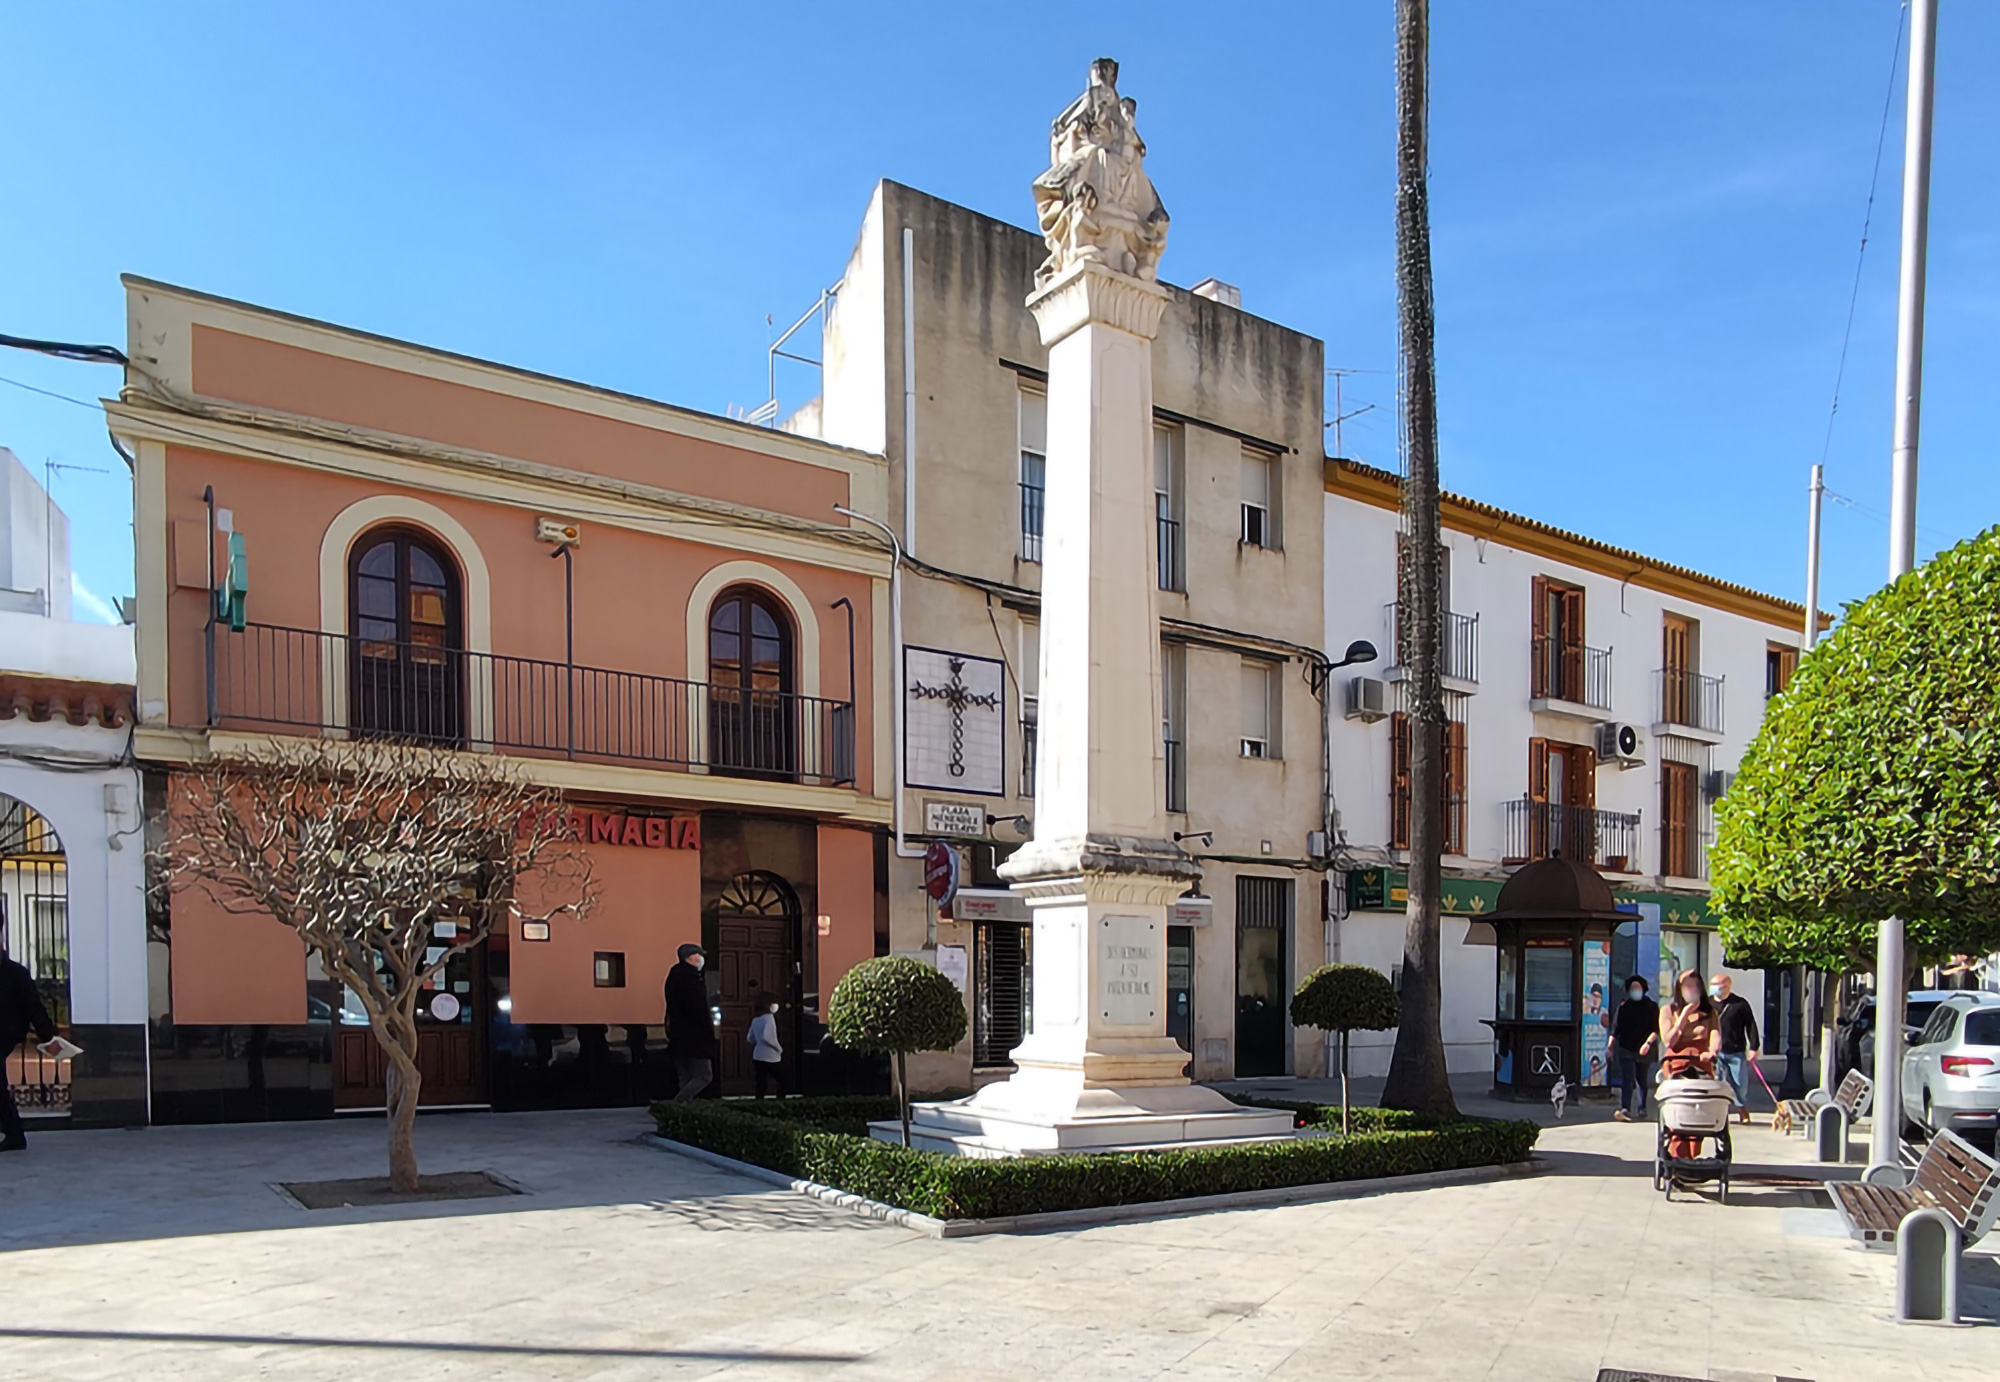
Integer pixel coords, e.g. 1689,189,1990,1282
1782,1068,1869,1138
1828,1130,2000,1323
1828,1129,2000,1251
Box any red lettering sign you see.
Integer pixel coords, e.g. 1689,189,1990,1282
643,817,667,849
566,811,701,849
591,813,620,844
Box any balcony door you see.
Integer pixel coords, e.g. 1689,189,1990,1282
1529,737,1597,862
349,529,463,744
1662,614,1698,725
708,586,796,778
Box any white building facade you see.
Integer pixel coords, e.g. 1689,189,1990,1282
1323,460,1814,1081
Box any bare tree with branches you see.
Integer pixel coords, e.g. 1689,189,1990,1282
155,738,594,1191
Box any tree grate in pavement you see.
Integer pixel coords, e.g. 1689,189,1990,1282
274,1169,522,1210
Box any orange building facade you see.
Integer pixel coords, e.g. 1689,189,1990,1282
111,278,894,1120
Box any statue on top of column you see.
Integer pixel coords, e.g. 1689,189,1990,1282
1032,58,1169,289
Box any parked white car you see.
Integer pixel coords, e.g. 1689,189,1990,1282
1900,992,2000,1150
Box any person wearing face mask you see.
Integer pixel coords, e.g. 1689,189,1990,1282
664,943,717,1101
1609,975,1661,1122
1710,973,1760,1125
1659,967,1722,1082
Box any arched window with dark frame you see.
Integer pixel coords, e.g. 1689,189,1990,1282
707,585,795,778
349,527,464,744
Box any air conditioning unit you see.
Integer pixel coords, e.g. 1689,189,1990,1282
1594,721,1646,768
1344,675,1389,723
1703,769,1736,801
1306,828,1330,860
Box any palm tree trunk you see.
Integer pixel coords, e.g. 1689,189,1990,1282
1381,0,1459,1118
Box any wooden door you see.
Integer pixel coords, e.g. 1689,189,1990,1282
716,917,791,1093
335,929,487,1109
1662,614,1694,724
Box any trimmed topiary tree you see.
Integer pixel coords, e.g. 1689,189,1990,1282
826,955,969,1147
1291,964,1401,1134
1712,526,2000,976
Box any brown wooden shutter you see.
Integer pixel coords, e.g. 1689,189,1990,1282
1444,719,1468,855
1530,577,1550,697
1389,712,1412,850
1663,614,1693,723
1777,644,1798,694
1662,761,1693,877
1525,736,1550,862
1572,742,1597,812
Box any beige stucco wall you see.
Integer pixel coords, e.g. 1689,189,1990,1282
810,181,1331,1087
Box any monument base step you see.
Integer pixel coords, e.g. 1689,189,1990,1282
873,1089,1299,1157
869,1119,1306,1159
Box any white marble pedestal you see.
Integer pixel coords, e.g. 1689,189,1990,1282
880,258,1297,1157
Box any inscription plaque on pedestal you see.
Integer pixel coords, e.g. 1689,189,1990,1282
1098,915,1158,1024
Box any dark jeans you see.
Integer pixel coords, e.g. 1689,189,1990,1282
672,1056,713,1102
1,1047,24,1145
753,1058,781,1099
1615,1048,1655,1116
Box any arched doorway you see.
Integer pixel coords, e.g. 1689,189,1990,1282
709,870,801,1094
349,526,465,743
0,794,68,1116
707,585,796,778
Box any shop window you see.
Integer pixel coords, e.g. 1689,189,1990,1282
348,527,464,743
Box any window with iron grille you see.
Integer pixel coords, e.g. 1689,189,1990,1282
1163,641,1187,812
1154,424,1184,591
1388,712,1466,854
973,919,1032,1068
1019,388,1047,563
1237,874,1293,931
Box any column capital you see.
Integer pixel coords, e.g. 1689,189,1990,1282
1027,263,1173,348
999,831,1199,908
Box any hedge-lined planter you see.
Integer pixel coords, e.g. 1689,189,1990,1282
649,1096,1539,1222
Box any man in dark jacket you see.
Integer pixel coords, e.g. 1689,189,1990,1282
1609,975,1660,1122
663,943,716,1101
1,943,59,1150
1712,973,1761,1124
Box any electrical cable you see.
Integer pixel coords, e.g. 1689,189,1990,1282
1815,3,1908,472
0,333,127,366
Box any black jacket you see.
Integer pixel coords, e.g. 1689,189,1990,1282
0,956,56,1053
1717,992,1761,1055
663,961,716,1058
1611,996,1660,1055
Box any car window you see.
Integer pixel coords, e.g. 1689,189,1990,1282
1935,1009,1962,1045
1964,1010,2000,1047
1906,1000,1942,1033
1913,1009,1946,1046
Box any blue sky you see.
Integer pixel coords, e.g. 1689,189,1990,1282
3,1,1994,627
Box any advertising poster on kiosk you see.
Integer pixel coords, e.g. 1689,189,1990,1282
1580,938,1613,1087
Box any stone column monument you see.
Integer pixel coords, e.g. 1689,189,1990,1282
898,60,1293,1153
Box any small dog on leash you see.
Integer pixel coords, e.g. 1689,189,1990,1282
1771,1103,1795,1134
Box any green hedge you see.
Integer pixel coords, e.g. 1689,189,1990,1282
650,1096,1539,1222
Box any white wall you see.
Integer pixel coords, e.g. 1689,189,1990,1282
0,448,73,619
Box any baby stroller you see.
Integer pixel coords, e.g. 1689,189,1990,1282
1653,1054,1733,1202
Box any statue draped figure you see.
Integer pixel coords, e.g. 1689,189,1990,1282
1032,58,1169,288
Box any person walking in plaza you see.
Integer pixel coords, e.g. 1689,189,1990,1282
1710,972,1761,1125
664,943,717,1102
1,939,58,1151
1609,975,1660,1122
747,999,783,1099
1659,968,1722,1080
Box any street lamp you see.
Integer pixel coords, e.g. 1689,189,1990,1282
1332,639,1378,670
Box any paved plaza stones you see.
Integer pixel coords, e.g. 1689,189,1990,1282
1,1107,1996,1381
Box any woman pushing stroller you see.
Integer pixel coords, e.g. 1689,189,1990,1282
1658,968,1722,1159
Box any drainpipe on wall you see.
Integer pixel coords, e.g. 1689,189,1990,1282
834,506,923,863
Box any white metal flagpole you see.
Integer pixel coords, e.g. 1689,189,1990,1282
1869,0,1938,1184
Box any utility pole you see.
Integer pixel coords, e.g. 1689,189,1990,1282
1381,0,1457,1116
1783,464,1825,1102
1869,0,1937,1185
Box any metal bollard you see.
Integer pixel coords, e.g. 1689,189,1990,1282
1895,1207,1959,1324
1815,1103,1846,1163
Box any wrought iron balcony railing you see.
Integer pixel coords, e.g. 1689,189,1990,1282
207,622,856,787
1503,798,1642,873
1529,636,1612,710
1656,667,1725,734
1384,603,1480,684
